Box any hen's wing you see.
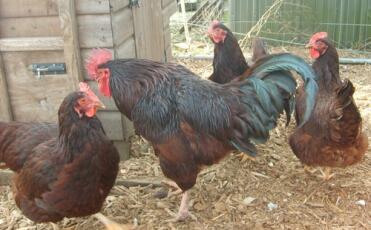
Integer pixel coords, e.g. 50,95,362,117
0,122,57,171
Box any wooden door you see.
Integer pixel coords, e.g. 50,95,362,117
132,0,166,61
0,0,81,122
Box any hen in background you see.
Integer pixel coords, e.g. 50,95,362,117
289,32,368,179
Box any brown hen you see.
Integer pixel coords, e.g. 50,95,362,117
289,32,368,180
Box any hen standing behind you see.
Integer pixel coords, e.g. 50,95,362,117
207,20,249,84
0,83,120,228
86,49,318,221
207,20,270,162
289,32,368,180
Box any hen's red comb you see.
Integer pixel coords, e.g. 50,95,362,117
208,20,220,34
309,32,328,45
85,48,112,80
79,82,103,105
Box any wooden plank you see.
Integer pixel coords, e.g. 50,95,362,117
58,0,83,90
165,45,173,62
0,16,62,38
163,26,171,51
115,37,136,58
132,0,165,61
113,141,130,160
96,111,124,140
111,8,134,47
0,54,13,121
77,14,114,48
121,115,134,139
162,0,175,9
162,0,177,27
0,37,64,52
0,0,58,18
76,0,110,15
2,51,73,122
109,0,130,13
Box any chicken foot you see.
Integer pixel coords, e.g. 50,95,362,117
235,152,256,162
93,212,127,230
303,165,318,174
319,167,335,180
167,191,197,222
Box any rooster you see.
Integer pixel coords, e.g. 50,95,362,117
289,32,368,180
0,83,120,229
86,49,318,221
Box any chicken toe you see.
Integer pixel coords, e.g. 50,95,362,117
319,167,335,180
236,152,256,162
93,213,127,230
303,165,318,174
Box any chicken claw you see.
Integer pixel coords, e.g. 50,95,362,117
318,167,335,180
236,152,256,162
303,165,318,174
93,213,128,230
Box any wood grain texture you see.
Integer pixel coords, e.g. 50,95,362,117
0,54,13,121
77,14,114,48
111,7,134,47
115,37,136,59
76,0,110,15
162,0,177,27
2,51,73,122
113,141,130,160
0,0,59,18
132,0,165,61
0,16,62,38
109,0,130,13
58,0,83,90
96,111,124,141
0,37,64,52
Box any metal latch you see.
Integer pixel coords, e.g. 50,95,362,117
29,63,66,79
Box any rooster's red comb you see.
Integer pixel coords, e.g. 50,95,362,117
85,48,113,80
309,32,328,45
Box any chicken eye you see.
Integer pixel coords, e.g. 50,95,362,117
80,98,87,104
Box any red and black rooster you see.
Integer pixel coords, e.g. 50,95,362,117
86,49,318,221
0,83,120,228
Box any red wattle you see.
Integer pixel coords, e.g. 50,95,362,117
310,48,320,59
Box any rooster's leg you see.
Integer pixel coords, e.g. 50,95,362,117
174,191,197,222
319,167,335,180
236,152,256,162
93,212,125,230
303,165,318,174
162,180,182,197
